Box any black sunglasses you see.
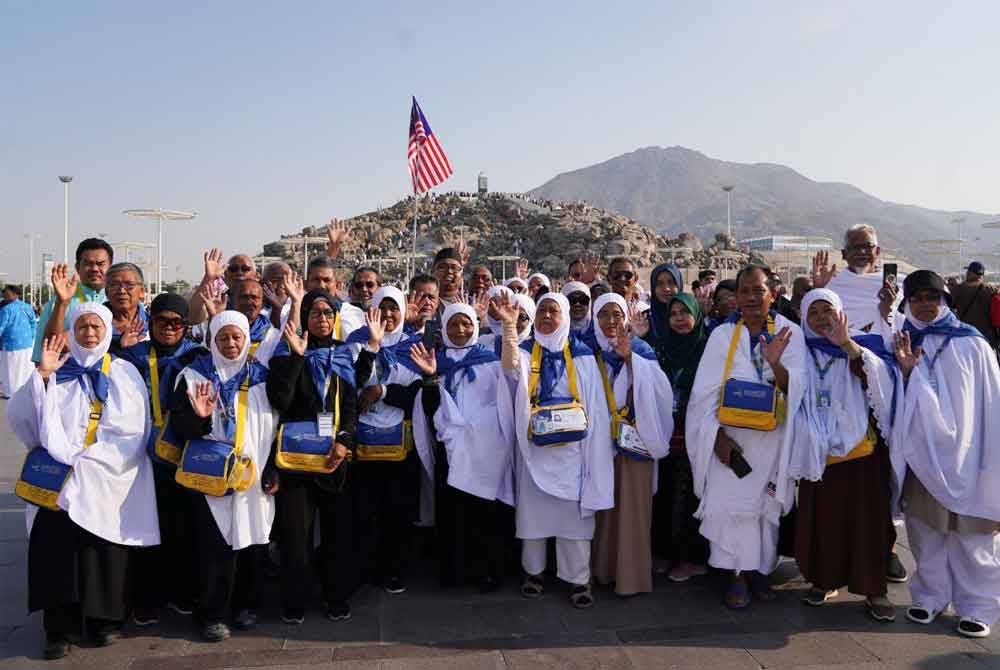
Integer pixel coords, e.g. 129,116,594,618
228,264,253,273
611,271,635,281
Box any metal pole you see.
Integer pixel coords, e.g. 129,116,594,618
29,236,35,309
157,210,164,296
411,196,419,283
63,182,69,264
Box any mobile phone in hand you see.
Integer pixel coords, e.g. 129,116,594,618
729,448,753,479
883,263,898,290
422,319,441,351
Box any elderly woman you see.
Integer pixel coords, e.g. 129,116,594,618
170,311,276,642
790,288,901,622
590,293,674,596
480,287,535,356
9,303,157,660
508,293,613,609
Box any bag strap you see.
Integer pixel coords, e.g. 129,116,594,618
719,316,775,398
148,347,163,428
83,354,112,448
596,355,628,421
958,284,984,321
324,373,341,435
528,341,581,405
233,375,251,459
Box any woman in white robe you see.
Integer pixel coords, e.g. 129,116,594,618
506,292,613,608
9,302,157,659
891,270,1000,638
171,310,277,642
589,293,674,596
789,288,902,622
409,303,517,591
685,265,806,609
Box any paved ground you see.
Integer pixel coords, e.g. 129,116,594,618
0,398,996,669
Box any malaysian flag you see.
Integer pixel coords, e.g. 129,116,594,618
408,97,453,194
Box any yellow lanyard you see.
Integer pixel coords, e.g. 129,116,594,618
83,354,112,448
232,377,250,459
721,316,775,389
148,348,163,428
322,373,342,434
596,355,630,424
528,341,581,404
75,285,87,302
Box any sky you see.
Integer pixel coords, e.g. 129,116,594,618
3,1,999,283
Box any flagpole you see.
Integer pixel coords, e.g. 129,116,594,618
411,192,418,283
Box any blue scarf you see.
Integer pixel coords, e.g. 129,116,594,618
345,327,424,380
519,332,594,401
724,309,779,349
599,335,658,378
273,340,356,403
57,353,113,403
188,352,268,439
120,339,201,411
436,344,499,395
248,313,271,343
902,309,984,349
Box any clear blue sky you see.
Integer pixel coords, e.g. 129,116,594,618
3,1,999,283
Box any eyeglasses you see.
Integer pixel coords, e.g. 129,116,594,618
228,264,254,273
846,243,877,254
353,281,377,290
310,309,337,320
153,316,185,330
568,295,590,306
436,263,463,275
611,271,635,281
107,281,141,292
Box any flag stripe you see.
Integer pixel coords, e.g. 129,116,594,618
408,98,452,194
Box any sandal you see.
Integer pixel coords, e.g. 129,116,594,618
957,617,991,638
570,584,594,609
905,604,938,625
802,588,838,607
520,574,544,599
725,575,751,610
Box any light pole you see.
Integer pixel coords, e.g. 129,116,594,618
24,234,36,308
59,176,73,263
952,217,966,273
123,209,198,296
722,185,734,243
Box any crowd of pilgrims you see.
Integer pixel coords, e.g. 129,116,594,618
7,222,1000,661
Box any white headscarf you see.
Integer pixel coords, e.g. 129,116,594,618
528,273,550,292
562,281,592,332
592,292,629,353
68,302,113,369
504,277,527,291
209,310,251,382
485,285,514,333
903,298,949,330
799,288,844,339
372,285,407,346
533,293,570,352
514,293,536,341
442,303,480,356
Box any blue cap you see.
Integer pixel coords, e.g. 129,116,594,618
966,261,985,275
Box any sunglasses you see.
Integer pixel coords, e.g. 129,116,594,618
353,281,377,290
310,308,337,319
611,271,635,281
568,295,590,306
153,316,185,330
228,264,254,273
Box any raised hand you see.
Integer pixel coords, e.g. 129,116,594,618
893,331,922,380
516,258,530,279
262,282,282,309
199,282,225,318
409,342,437,376
37,333,70,379
282,320,308,356
629,307,650,338
326,218,350,257
191,381,219,418
404,291,421,327
203,248,225,282
472,291,490,324
120,313,146,349
283,272,305,305
878,279,898,322
51,264,78,304
824,310,851,347
761,327,792,367
612,325,633,360
582,251,601,283
811,251,837,289
492,293,519,325
455,239,471,267
365,307,386,349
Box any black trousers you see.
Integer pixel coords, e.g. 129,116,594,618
132,462,196,609
652,450,709,565
352,454,420,583
190,493,265,625
29,508,129,637
275,471,358,610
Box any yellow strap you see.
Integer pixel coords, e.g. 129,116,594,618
528,341,581,405
83,354,111,448
595,355,628,423
75,285,87,302
324,373,341,436
249,341,260,358
232,376,251,460
335,312,342,341
148,348,163,427
720,316,775,396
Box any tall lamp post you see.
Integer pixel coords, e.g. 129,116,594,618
123,208,198,296
722,185,734,243
58,176,73,263
952,217,966,273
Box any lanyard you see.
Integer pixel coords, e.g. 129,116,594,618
148,348,163,427
596,355,631,422
83,354,112,448
724,316,775,385
808,348,836,383
528,341,581,405
922,334,956,386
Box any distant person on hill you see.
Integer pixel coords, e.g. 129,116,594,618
951,261,999,350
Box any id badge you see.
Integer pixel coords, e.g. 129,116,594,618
317,412,335,437
816,389,832,409
618,423,650,457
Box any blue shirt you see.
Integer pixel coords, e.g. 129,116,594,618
0,299,37,351
32,285,106,362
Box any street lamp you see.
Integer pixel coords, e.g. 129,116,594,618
952,217,966,272
23,234,39,309
122,209,198,296
59,176,73,263
722,186,734,243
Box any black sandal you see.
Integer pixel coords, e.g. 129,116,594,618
570,584,594,609
520,574,544,599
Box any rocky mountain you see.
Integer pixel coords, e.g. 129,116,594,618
261,193,752,283
530,146,998,265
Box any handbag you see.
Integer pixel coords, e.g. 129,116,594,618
145,348,185,466
275,376,343,473
175,376,256,497
355,419,413,462
15,354,110,510
717,316,784,431
826,421,877,465
596,355,651,460
527,341,588,446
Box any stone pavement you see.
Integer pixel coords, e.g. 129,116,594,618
0,399,997,669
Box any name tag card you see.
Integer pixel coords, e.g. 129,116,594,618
317,412,335,437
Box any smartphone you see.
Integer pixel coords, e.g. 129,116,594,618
729,449,753,479
422,319,441,351
883,263,898,290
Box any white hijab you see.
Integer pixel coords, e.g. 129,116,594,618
68,302,113,368
534,293,570,352
562,281,592,331
485,285,514,334
209,311,251,382
902,298,948,330
442,303,480,361
592,292,628,353
504,277,527,291
372,285,407,347
528,272,550,291
514,293,536,341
